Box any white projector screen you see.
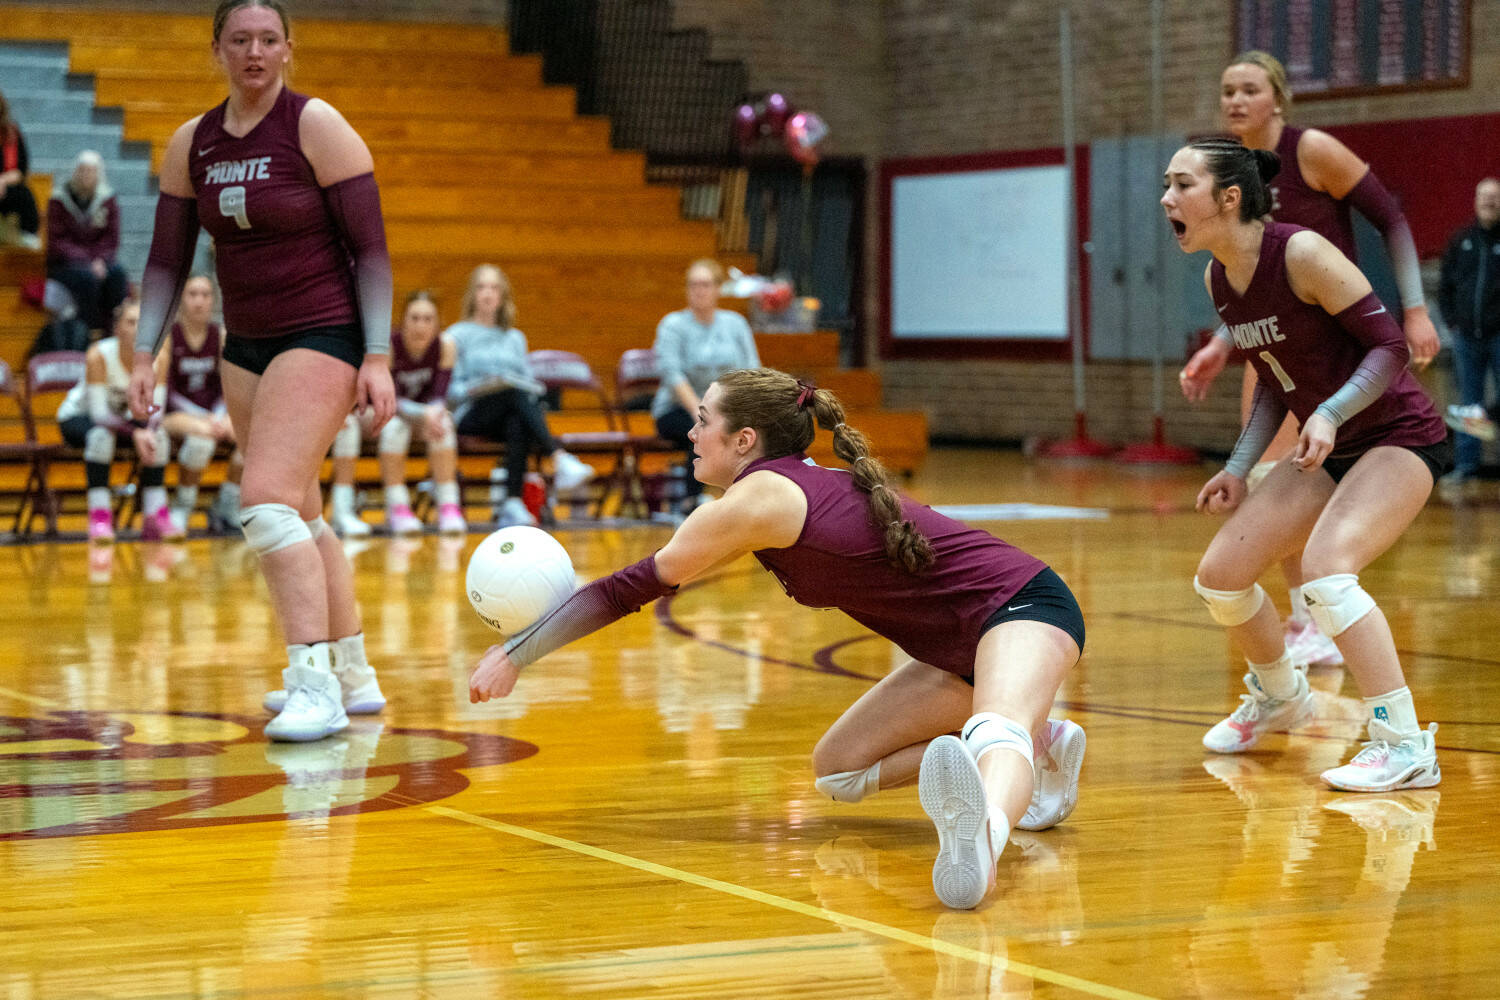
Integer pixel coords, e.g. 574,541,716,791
890,165,1070,341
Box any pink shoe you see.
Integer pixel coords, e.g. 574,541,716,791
140,507,177,542
386,504,424,535
88,509,115,545
437,502,467,535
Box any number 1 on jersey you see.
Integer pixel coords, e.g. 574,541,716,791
1258,350,1297,392
219,185,251,230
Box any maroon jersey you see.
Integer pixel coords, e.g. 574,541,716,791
1211,222,1444,456
166,322,223,413
190,87,357,337
1271,126,1357,260
391,330,447,404
739,454,1048,677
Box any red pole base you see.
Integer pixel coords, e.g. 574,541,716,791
1040,412,1114,458
1116,416,1200,465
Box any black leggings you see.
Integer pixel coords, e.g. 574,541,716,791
458,388,558,496
654,405,702,499
49,261,129,331
0,181,39,233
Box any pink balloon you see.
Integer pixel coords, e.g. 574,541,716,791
731,102,759,149
763,92,791,135
784,111,828,166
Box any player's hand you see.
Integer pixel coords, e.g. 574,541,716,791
1294,413,1336,471
1180,336,1230,403
1195,469,1246,515
356,355,396,434
1402,309,1440,372
132,425,159,464
469,644,520,702
127,351,159,422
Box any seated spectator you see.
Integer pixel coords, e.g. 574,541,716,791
47,150,129,331
326,291,466,536
159,275,243,533
55,300,176,544
446,264,593,527
0,89,41,249
651,258,760,511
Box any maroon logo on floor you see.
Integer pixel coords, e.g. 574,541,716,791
0,711,536,840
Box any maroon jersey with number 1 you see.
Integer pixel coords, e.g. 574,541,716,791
189,87,358,338
1211,222,1444,458
739,454,1048,678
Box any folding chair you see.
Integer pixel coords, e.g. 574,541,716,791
0,358,64,537
527,349,637,519
615,348,691,515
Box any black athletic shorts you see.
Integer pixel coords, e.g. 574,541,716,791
222,323,364,376
961,566,1086,688
1321,432,1453,485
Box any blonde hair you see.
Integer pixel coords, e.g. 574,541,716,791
461,264,517,328
686,258,726,285
1227,50,1292,118
714,368,935,574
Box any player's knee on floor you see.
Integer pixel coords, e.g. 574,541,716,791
179,434,216,470
83,425,115,465
962,712,1033,769
814,762,882,803
239,502,312,555
1301,573,1376,638
1193,576,1267,627
378,417,412,456
332,414,362,459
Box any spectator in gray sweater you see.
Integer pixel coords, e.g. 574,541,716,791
447,264,593,526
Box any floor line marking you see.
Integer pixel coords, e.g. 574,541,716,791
425,803,1161,1000
0,685,59,709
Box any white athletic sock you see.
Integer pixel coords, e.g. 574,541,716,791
332,632,371,673
142,486,168,517
87,487,111,513
1365,686,1420,740
1249,649,1299,699
435,481,460,506
287,641,333,674
384,483,411,510
1287,586,1312,625
987,805,1011,861
331,483,356,513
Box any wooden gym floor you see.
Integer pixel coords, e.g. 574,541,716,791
1,448,1496,999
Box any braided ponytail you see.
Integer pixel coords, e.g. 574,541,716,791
715,368,934,573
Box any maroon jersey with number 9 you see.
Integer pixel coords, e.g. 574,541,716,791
189,87,358,338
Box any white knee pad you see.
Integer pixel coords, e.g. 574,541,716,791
814,761,882,803
378,416,412,456
304,515,327,541
332,414,362,459
143,426,169,468
1301,573,1377,638
961,713,1033,769
178,434,216,470
239,502,312,555
1193,576,1267,627
83,424,116,464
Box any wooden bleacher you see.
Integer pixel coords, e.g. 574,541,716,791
0,7,926,530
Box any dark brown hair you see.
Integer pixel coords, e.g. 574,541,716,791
714,367,935,574
1186,137,1281,222
213,0,290,43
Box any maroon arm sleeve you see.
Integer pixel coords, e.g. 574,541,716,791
1313,291,1409,428
502,555,679,668
1344,171,1425,311
322,173,392,356
134,194,200,357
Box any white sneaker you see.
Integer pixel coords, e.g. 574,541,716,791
264,665,349,742
1017,719,1085,831
437,502,467,535
1444,403,1498,442
1203,670,1314,753
1321,721,1440,792
552,451,595,493
919,734,998,909
1285,618,1343,668
386,504,424,535
264,661,386,715
498,496,537,527
330,508,372,537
